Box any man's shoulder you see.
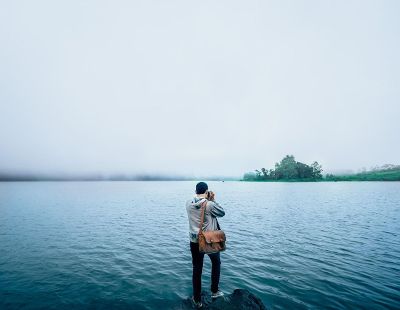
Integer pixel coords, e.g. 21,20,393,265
186,197,194,204
186,197,208,210
185,197,196,209
205,200,216,206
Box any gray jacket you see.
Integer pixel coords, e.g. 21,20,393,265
186,196,225,243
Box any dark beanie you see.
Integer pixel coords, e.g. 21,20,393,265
196,182,208,194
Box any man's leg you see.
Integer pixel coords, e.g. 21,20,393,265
190,242,204,302
208,252,221,293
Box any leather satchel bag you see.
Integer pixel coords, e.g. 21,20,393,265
198,201,226,254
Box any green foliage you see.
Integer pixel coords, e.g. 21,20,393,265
243,155,323,181
243,159,400,182
325,166,400,181
311,161,323,179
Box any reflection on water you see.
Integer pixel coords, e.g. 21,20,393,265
1,181,399,309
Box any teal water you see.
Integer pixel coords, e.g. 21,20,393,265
1,181,399,309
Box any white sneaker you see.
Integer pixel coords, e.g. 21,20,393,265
211,290,224,299
191,296,203,308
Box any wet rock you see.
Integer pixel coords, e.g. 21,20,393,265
177,289,267,310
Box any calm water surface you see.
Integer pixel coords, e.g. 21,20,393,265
1,181,399,309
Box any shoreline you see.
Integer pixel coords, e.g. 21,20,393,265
0,179,399,182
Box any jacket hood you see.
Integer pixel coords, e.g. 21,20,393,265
189,196,207,209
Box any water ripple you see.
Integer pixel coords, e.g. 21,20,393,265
1,181,400,309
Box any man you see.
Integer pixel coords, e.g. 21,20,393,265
186,182,225,308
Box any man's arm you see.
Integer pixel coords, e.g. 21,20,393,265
210,201,225,217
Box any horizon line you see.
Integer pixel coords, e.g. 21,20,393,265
0,172,240,182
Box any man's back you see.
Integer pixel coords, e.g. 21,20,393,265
186,196,225,243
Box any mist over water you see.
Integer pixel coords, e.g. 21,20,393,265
1,181,399,309
1,1,400,177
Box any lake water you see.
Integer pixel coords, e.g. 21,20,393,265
1,181,399,309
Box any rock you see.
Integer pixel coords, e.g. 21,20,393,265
176,289,267,310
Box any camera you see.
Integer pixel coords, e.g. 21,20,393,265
206,190,215,201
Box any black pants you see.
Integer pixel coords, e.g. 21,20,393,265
190,241,221,302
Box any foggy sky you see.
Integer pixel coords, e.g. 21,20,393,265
1,1,399,177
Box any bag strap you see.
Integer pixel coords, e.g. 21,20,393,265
198,200,207,234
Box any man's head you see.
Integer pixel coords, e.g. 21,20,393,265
195,182,208,194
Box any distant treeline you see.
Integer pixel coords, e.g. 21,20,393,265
0,173,236,182
243,155,323,181
325,164,400,181
243,157,400,182
0,174,189,182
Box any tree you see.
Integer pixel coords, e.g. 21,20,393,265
296,162,313,179
275,155,298,179
269,169,275,179
311,161,323,179
261,168,269,179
